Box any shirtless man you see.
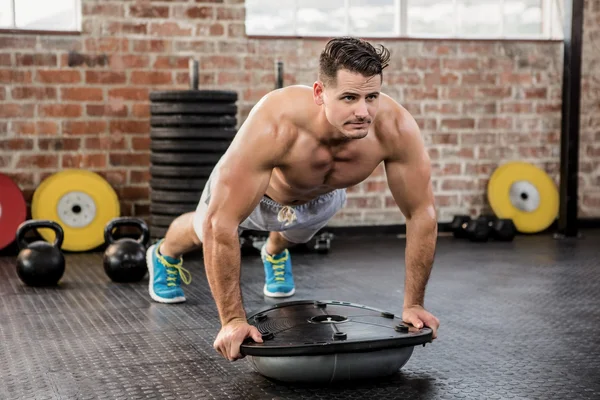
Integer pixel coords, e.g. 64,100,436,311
146,36,440,361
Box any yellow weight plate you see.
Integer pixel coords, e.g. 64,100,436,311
32,169,120,252
487,162,558,234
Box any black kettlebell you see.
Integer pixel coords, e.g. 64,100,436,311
103,217,150,283
15,220,66,286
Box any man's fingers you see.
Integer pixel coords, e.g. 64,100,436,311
403,314,424,329
251,327,264,343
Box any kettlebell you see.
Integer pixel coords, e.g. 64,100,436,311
103,217,150,283
15,220,66,286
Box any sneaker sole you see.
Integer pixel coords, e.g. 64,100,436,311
146,244,186,304
263,284,295,298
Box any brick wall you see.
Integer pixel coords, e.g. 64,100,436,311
0,0,598,228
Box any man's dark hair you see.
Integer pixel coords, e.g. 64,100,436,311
318,36,390,87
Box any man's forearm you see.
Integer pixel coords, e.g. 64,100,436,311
403,210,437,308
203,225,246,326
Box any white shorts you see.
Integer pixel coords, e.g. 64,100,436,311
192,173,347,244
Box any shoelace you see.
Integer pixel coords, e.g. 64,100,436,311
156,249,192,287
264,251,289,282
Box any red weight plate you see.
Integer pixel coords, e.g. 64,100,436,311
0,173,27,250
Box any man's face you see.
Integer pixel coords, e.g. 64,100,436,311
314,69,381,140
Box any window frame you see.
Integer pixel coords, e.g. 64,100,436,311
0,0,82,34
245,0,564,41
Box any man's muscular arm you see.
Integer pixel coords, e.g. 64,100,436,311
382,106,440,337
202,100,290,329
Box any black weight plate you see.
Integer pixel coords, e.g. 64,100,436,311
150,90,238,103
151,127,237,140
151,215,176,227
151,202,197,215
151,153,223,166
151,140,231,153
150,115,236,127
151,190,202,203
150,165,214,178
150,178,208,191
150,103,237,115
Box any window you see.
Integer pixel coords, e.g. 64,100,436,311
0,0,81,32
245,0,564,40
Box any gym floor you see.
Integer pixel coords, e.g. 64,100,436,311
1,231,599,400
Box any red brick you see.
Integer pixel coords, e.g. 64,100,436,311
478,117,513,130
0,87,4,100
16,154,58,169
83,3,124,17
132,137,150,150
0,155,11,167
415,118,437,130
0,69,32,83
501,103,534,113
16,53,57,67
386,73,421,85
35,121,59,135
0,104,35,118
524,88,547,99
443,59,478,70
130,5,169,18
118,186,150,201
174,40,216,52
0,37,36,49
345,196,382,209
86,71,127,84
477,87,512,98
441,119,475,130
132,104,150,118
500,73,534,85
61,88,104,102
197,22,225,36
12,122,35,135
39,104,82,118
39,37,82,51
63,154,107,168
0,138,34,151
228,23,245,37
405,88,439,100
130,71,173,85
431,133,459,145
216,6,245,20
442,87,475,100
105,22,148,35
461,133,498,145
130,170,151,184
12,86,57,100
423,43,456,56
2,172,34,186
132,40,172,53
536,103,562,113
464,163,495,175
431,163,462,175
96,170,127,186
87,104,128,118
110,120,150,134
519,146,552,158
0,54,11,65
424,72,460,86
433,195,460,207
110,154,150,167
38,138,81,151
36,70,81,84
441,179,476,191
110,55,150,69
200,55,242,70
404,58,440,70
85,136,127,150
63,121,108,135
424,103,460,114
154,56,190,69
174,6,214,19
150,22,193,36
109,88,149,101
85,38,129,52
461,73,497,85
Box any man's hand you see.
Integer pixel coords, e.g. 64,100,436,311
213,318,263,361
402,305,439,339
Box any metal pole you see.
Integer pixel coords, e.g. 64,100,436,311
556,0,584,238
275,61,284,89
189,58,199,90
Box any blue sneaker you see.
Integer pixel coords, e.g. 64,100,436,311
146,239,192,304
261,243,295,297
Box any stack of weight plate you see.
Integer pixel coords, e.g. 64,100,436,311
149,90,238,240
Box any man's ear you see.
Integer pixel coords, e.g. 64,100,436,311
313,81,325,106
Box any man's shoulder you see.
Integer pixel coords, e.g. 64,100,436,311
375,94,423,161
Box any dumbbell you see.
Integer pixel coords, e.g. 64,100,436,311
467,215,516,242
450,215,472,238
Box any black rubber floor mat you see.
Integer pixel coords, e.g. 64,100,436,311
1,233,599,399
